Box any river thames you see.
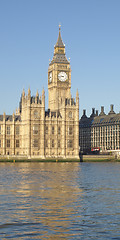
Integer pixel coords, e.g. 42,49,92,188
0,162,120,239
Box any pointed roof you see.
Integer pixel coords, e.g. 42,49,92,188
49,25,69,65
55,25,65,48
42,88,45,96
76,89,79,98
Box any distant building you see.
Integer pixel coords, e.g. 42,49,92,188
0,27,79,159
79,105,120,154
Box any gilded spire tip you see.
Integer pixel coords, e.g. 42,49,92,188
59,23,61,31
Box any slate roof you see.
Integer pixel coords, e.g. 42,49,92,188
91,113,120,126
55,28,65,48
49,27,69,65
15,115,21,121
0,115,21,122
79,114,93,128
50,54,69,65
80,112,120,128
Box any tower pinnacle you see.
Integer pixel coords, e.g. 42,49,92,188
59,23,61,30
49,26,69,65
55,25,64,48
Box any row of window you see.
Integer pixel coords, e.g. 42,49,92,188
33,139,73,149
0,126,19,135
34,126,73,135
45,126,73,135
0,125,74,136
91,125,120,132
92,133,120,138
92,144,119,150
92,135,119,139
92,131,119,135
0,139,20,148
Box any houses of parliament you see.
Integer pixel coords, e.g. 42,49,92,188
0,27,79,159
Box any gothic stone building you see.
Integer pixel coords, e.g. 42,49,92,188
0,27,79,159
79,105,120,154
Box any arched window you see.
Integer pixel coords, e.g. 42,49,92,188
69,111,72,118
33,125,39,135
34,110,38,119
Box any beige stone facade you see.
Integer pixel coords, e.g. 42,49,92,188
0,27,79,159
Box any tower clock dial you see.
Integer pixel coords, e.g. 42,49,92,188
58,72,67,82
49,72,52,83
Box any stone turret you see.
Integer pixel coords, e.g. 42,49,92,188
76,89,79,105
3,112,5,120
13,112,15,120
22,88,25,98
28,87,31,99
42,88,45,105
36,90,39,98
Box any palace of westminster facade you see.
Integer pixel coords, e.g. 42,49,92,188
0,27,79,159
0,27,119,158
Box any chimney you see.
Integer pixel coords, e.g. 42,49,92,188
110,104,114,112
83,109,86,115
96,110,98,116
108,104,115,115
99,106,106,116
92,108,95,115
101,106,104,113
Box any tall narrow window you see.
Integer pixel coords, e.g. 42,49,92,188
58,140,60,148
16,140,19,148
68,111,72,118
68,126,73,135
33,125,39,135
0,125,1,135
45,126,48,134
67,139,73,148
58,127,60,135
16,126,19,135
52,140,54,148
33,139,39,148
52,126,54,135
0,139,1,148
7,126,10,135
7,139,10,148
34,110,38,119
45,140,48,148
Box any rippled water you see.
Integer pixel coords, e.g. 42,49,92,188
0,162,120,239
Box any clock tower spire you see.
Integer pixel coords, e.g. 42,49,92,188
48,26,71,110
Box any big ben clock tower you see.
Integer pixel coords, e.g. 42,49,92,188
0,25,79,160
48,25,71,110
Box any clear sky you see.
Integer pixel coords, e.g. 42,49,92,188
0,0,120,117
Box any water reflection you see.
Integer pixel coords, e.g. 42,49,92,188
0,162,120,239
0,163,84,239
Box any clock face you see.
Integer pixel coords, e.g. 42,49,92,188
58,72,67,82
49,72,52,83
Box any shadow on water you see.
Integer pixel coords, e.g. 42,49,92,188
79,153,83,162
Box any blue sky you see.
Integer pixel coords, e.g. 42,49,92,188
0,0,120,117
